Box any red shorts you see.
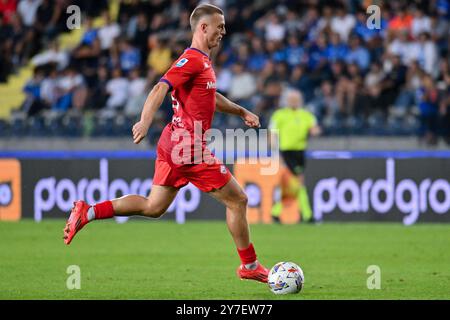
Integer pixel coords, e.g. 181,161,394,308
153,145,232,192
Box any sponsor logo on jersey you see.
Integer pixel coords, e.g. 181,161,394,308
204,62,210,69
220,165,227,174
176,58,189,67
206,81,216,89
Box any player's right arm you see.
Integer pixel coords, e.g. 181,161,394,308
132,81,169,144
133,53,202,144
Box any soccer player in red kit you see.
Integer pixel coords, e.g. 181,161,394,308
63,4,269,283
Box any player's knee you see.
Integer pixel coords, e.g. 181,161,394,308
235,191,248,208
225,191,247,211
142,203,167,218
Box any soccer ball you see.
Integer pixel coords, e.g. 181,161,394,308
268,262,304,294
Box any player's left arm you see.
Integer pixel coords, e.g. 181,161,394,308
215,92,260,128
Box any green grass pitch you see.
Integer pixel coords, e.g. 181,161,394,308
1,220,449,299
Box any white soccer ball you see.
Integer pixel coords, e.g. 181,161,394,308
268,261,304,295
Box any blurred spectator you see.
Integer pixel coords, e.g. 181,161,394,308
31,40,68,70
119,38,141,74
264,13,286,42
316,5,333,35
409,32,439,78
148,12,166,34
284,9,302,35
326,33,349,63
430,12,449,54
147,35,172,75
290,65,314,103
346,35,370,71
221,6,244,36
79,17,98,47
228,62,257,104
15,0,42,63
235,43,250,66
5,12,26,70
285,35,307,68
106,68,129,110
17,0,41,27
380,54,408,113
393,61,422,114
417,74,440,145
124,68,147,116
359,62,385,117
308,33,328,72
303,7,321,42
35,0,61,42
331,6,356,42
71,17,101,77
98,12,121,53
255,61,283,119
335,62,363,115
88,65,109,110
216,65,232,95
310,80,340,119
54,66,86,112
40,67,59,108
411,8,431,39
0,12,13,82
247,37,268,72
21,67,46,116
388,7,413,36
439,77,450,142
387,29,410,65
131,13,150,68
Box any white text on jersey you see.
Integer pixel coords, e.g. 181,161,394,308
206,81,216,89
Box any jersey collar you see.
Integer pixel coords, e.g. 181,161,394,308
186,47,211,60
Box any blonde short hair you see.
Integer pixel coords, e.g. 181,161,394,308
190,3,224,31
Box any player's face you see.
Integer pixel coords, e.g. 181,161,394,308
206,13,226,49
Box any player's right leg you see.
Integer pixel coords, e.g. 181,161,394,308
208,176,269,283
63,185,178,245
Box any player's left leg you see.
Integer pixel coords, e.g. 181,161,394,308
209,176,269,283
63,185,179,245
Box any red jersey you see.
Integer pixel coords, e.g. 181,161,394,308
152,48,232,192
158,47,216,159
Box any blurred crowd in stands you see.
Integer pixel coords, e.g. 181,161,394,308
0,0,449,146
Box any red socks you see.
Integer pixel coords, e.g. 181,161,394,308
237,243,257,265
93,201,115,219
